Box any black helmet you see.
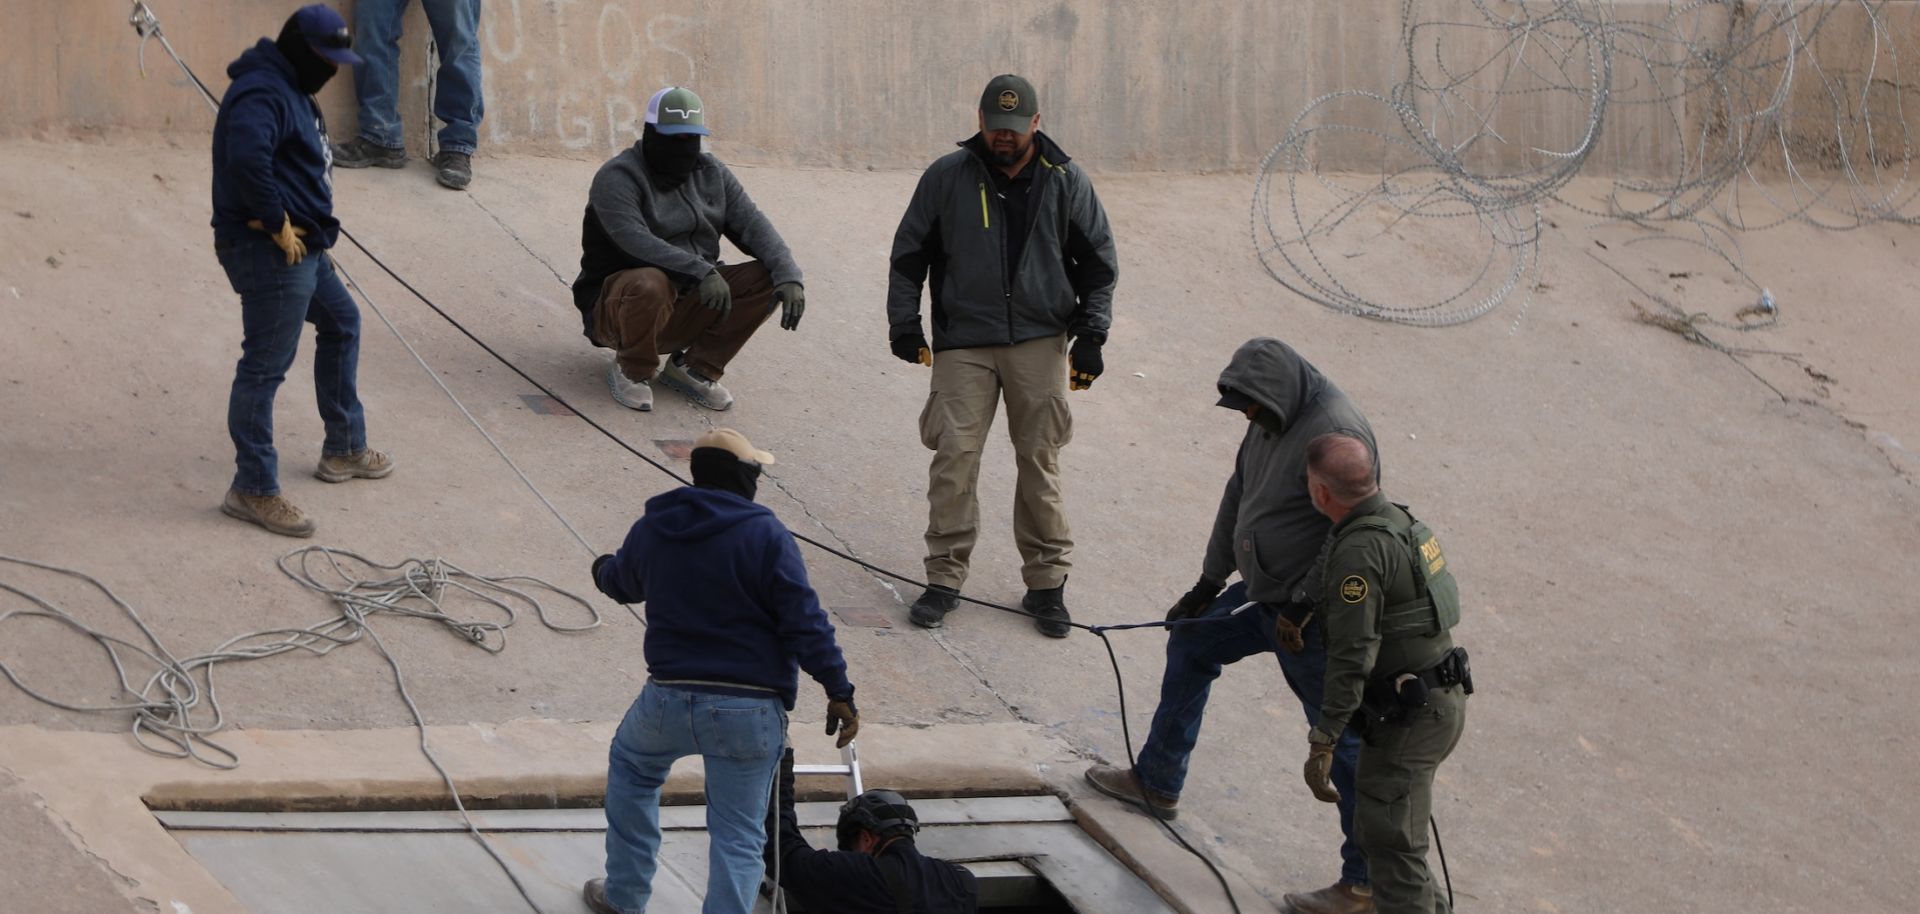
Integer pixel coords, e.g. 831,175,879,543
835,789,919,851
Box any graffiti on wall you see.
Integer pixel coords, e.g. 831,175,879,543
481,0,698,152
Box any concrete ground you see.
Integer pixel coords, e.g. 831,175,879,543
1,138,1916,913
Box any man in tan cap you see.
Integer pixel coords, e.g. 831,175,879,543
584,427,858,914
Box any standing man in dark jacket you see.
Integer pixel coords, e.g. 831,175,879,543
211,5,393,539
582,428,859,914
574,87,805,413
763,750,979,913
1084,339,1380,914
888,74,1119,638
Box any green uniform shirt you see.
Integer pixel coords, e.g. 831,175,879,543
1313,492,1455,741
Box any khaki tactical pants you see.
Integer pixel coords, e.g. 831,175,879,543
1355,685,1468,914
591,261,776,383
919,334,1074,591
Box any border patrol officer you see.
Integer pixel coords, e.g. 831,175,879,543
1301,433,1472,914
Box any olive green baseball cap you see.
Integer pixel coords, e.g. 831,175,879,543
979,74,1038,133
646,86,709,136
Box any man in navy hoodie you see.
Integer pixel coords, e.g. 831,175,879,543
583,428,860,914
212,5,392,538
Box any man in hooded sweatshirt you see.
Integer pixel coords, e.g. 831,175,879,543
582,428,859,914
1083,339,1382,914
211,5,393,539
572,87,805,414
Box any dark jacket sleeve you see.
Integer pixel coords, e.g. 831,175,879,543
717,165,802,286
761,521,854,699
886,165,945,339
1202,441,1246,585
1061,163,1118,343
223,87,291,231
593,520,650,605
588,160,713,283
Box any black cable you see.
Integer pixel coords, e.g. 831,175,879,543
1432,814,1453,909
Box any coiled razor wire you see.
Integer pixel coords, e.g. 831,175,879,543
1254,0,1919,327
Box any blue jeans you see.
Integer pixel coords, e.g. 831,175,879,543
351,0,483,154
218,239,365,497
1134,582,1369,887
603,682,787,914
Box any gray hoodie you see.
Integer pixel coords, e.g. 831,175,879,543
1202,339,1379,603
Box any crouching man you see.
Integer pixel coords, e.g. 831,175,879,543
764,748,978,912
582,428,858,914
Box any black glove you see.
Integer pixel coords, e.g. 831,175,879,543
1165,577,1224,622
697,270,732,320
826,694,860,748
1069,337,1103,390
591,554,613,582
774,282,805,331
891,333,932,366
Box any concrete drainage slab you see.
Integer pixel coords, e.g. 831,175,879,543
159,796,1175,913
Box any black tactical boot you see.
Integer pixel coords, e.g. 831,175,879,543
1024,578,1071,638
431,151,473,190
909,584,960,629
332,136,406,169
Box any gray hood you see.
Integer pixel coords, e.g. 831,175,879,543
1216,337,1327,433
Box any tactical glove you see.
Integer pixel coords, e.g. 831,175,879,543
1165,577,1224,622
826,695,860,748
1272,609,1311,654
1304,739,1341,803
891,333,932,366
246,213,309,266
697,270,732,320
773,282,805,331
1069,337,1104,391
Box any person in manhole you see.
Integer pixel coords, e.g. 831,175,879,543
1298,432,1471,914
582,428,859,914
211,4,395,538
1083,338,1380,914
887,74,1120,639
571,86,807,414
759,749,978,912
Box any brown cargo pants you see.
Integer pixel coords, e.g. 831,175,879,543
590,261,776,382
919,334,1074,592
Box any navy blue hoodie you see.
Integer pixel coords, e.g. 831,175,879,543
210,39,340,248
594,486,853,710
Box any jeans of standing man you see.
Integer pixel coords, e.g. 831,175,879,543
602,681,787,914
351,0,484,155
218,238,365,497
1132,581,1369,888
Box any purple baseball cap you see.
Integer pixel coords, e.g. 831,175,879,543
289,4,363,66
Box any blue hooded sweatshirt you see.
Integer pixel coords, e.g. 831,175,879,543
594,486,853,710
210,39,340,248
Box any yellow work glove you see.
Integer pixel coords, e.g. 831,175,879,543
246,214,309,265
1304,738,1341,803
826,697,860,749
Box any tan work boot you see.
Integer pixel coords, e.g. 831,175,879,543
1084,765,1179,820
221,489,316,538
314,448,395,483
1283,882,1375,914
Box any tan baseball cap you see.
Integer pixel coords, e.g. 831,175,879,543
694,427,775,466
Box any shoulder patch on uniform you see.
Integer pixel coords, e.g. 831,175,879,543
1339,575,1369,603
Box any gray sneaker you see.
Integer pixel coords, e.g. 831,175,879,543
658,357,734,411
332,137,406,169
607,361,654,411
221,489,317,538
431,151,472,190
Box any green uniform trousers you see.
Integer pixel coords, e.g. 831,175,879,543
918,334,1074,591
1355,684,1467,914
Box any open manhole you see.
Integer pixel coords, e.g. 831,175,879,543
157,794,1175,912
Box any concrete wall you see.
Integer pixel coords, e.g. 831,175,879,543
2,0,1913,174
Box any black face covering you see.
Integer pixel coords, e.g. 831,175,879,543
276,20,339,96
642,124,704,185
690,448,761,501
